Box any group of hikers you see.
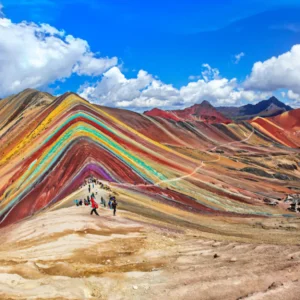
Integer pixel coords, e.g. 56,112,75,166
75,177,118,216
102,194,118,216
80,178,111,191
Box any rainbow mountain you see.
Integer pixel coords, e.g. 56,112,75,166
0,89,299,227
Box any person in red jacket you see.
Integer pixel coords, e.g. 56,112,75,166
90,196,99,216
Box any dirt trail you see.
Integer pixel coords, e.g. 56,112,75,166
114,127,254,189
154,127,254,186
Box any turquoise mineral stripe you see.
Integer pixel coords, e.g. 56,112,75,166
86,125,166,180
16,159,38,188
44,112,115,143
28,124,155,188
1,124,167,214
43,112,166,179
43,122,166,181
41,121,165,185
40,112,167,181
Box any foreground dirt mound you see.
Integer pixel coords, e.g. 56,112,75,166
1,201,300,300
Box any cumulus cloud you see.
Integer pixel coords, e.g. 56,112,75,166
284,90,300,108
79,67,181,109
0,17,117,97
0,12,283,110
244,44,300,94
180,77,268,106
234,52,245,64
79,64,269,110
287,90,300,101
287,90,300,105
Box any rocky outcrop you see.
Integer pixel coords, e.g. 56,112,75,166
240,167,273,178
284,194,300,212
277,163,298,171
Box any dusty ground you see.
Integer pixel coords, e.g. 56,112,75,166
1,186,300,300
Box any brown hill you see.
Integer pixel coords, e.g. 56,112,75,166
145,100,231,124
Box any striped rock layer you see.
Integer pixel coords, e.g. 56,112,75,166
0,89,299,227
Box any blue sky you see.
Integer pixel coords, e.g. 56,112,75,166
0,0,300,110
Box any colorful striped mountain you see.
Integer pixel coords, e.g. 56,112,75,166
0,89,299,227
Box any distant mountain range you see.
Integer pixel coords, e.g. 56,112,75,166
144,96,293,123
216,96,293,121
144,100,231,124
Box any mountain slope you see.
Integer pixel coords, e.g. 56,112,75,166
271,109,300,130
0,90,299,228
145,100,231,124
250,109,300,148
0,89,56,161
143,107,181,121
217,96,292,120
0,88,55,130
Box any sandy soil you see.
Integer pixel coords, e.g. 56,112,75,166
1,186,300,300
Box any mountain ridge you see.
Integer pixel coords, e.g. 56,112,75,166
216,96,293,121
145,100,231,124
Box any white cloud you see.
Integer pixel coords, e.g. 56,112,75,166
287,90,300,101
180,77,269,106
245,44,300,94
1,13,289,111
79,66,180,109
201,63,220,82
0,17,117,97
79,64,269,110
188,64,219,82
38,23,64,36
285,90,300,108
234,52,245,64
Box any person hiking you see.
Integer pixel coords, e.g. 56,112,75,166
79,199,83,206
90,196,99,216
74,199,79,206
112,199,118,216
108,197,112,209
101,196,107,208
